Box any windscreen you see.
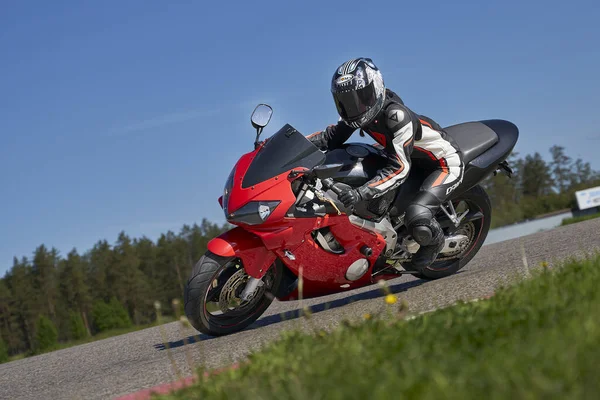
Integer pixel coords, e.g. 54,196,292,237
242,124,325,188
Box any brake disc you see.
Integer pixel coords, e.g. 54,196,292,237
217,269,266,314
218,269,248,313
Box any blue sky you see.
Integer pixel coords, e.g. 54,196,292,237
1,0,599,274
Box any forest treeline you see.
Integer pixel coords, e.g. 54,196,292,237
0,220,230,360
482,145,599,228
1,145,598,361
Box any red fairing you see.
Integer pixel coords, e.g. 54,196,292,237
269,215,387,299
211,140,390,299
224,150,299,225
207,227,277,279
207,238,234,257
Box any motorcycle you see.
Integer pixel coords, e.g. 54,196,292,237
184,103,518,336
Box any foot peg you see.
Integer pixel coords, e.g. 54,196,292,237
494,160,513,178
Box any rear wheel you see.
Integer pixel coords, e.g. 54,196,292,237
416,184,491,280
184,252,282,336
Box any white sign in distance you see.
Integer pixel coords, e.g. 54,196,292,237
575,186,600,210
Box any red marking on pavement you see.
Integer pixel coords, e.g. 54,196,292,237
114,363,241,400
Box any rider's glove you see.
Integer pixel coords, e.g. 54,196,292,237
338,187,362,208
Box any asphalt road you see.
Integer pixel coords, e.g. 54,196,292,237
2,218,600,400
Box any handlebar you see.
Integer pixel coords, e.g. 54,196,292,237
321,178,345,195
318,178,353,214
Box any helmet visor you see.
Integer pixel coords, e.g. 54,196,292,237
332,81,378,122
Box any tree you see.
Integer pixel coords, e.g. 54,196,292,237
34,315,58,353
91,297,132,332
0,279,24,351
0,335,8,363
109,232,151,324
521,153,553,197
135,237,158,283
68,312,88,340
569,158,594,187
155,232,187,308
549,145,573,193
59,249,92,337
87,240,113,303
6,257,37,352
31,245,59,318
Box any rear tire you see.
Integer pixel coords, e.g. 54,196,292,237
416,184,492,280
184,251,282,336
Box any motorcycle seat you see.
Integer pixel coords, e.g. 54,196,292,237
443,122,499,164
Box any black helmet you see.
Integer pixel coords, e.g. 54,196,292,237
331,58,385,129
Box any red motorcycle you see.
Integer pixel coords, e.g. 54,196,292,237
184,104,518,336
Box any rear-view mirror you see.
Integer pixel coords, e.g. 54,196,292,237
251,104,273,130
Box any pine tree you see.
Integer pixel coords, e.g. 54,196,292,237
0,278,18,354
135,237,157,284
109,232,151,324
59,249,92,336
87,240,113,303
31,245,59,318
6,257,37,352
549,145,573,193
521,153,553,197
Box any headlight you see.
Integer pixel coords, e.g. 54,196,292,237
227,201,280,225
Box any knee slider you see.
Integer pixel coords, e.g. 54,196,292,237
405,204,435,246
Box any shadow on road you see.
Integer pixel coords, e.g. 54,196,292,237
153,277,426,351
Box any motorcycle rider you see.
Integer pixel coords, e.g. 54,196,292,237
307,57,464,272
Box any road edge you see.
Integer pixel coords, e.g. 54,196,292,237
113,363,241,400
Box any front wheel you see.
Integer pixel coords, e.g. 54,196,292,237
416,184,492,280
184,252,282,336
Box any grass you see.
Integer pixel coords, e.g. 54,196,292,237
156,252,600,400
3,316,175,364
561,211,600,226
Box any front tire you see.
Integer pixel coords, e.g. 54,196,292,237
184,251,282,336
417,184,492,280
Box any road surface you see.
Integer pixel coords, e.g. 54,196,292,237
1,218,599,400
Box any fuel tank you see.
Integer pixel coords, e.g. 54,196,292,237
323,143,389,186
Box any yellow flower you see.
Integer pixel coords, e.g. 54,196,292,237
385,294,397,305
363,313,371,320
540,261,549,268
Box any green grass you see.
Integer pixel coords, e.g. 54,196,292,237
561,211,600,226
157,253,600,400
3,317,175,364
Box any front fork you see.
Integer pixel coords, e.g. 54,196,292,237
239,277,264,301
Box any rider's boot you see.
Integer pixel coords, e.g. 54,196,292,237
410,218,445,270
